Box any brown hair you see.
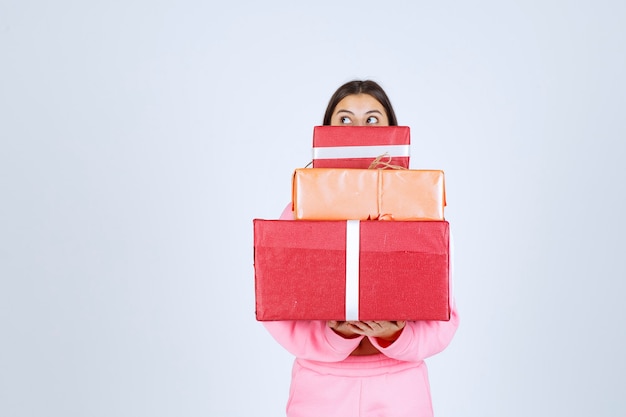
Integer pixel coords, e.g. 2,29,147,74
322,80,398,126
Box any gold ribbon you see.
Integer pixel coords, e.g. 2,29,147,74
368,153,407,170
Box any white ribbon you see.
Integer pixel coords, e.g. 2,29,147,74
313,145,410,159
345,220,360,321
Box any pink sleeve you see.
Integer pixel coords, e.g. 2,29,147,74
279,203,294,220
369,301,459,362
263,320,364,361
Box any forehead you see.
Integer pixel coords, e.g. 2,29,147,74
333,94,385,112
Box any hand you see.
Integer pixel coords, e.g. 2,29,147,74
327,320,362,338
327,320,406,341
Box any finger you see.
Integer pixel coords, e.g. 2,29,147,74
376,321,399,329
346,325,366,335
361,321,378,331
348,322,368,332
364,321,380,330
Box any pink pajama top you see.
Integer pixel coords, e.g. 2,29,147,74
263,204,460,364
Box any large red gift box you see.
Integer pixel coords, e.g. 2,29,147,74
254,219,450,321
312,126,410,169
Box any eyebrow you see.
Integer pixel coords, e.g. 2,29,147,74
335,109,383,115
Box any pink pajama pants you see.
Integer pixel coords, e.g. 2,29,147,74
286,354,434,417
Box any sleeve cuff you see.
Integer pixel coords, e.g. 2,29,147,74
324,325,364,353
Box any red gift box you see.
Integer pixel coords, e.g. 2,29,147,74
312,126,410,168
254,219,450,321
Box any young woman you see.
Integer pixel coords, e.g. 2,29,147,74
264,80,459,417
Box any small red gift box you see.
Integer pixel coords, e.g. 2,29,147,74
254,219,450,321
312,126,410,169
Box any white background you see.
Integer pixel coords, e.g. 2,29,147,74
1,1,625,416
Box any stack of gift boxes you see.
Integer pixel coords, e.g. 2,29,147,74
254,126,451,322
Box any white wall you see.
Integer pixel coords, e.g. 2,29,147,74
1,1,625,416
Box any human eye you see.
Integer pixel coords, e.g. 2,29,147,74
366,116,379,124
340,116,352,125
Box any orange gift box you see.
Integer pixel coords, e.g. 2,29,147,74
292,168,446,221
